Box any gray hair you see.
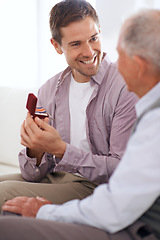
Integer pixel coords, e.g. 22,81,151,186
120,9,160,71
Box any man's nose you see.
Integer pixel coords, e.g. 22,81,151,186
82,43,94,57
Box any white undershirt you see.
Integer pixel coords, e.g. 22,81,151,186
69,75,94,152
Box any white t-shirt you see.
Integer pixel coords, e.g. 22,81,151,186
69,75,94,152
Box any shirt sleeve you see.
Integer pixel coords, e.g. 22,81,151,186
36,110,160,233
19,149,55,182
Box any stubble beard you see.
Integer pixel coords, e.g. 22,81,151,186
78,54,102,77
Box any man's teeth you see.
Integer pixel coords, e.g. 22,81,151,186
81,57,96,64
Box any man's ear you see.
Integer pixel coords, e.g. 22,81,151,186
133,55,148,78
50,38,63,54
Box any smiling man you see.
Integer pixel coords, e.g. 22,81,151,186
0,0,137,210
51,16,102,82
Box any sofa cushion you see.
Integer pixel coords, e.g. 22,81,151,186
0,87,37,167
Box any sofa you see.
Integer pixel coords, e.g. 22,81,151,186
0,86,37,174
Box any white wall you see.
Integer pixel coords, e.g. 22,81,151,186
0,0,38,88
96,0,160,61
0,0,160,89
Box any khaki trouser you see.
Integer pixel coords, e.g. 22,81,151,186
0,171,97,212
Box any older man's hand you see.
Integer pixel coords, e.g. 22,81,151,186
2,196,52,217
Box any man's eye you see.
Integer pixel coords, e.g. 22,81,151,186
91,37,98,42
71,43,80,47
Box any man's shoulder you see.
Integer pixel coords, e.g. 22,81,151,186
98,55,138,103
98,54,125,88
101,59,125,90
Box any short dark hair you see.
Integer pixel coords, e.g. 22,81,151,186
49,0,99,45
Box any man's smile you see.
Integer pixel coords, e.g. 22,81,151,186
79,55,97,65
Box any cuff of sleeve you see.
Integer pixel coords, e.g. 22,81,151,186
19,148,47,170
63,144,83,164
36,199,82,224
55,144,83,172
36,204,57,220
19,148,37,169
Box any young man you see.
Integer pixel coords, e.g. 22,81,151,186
0,0,137,210
1,7,160,240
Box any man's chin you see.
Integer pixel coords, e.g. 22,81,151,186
78,66,100,77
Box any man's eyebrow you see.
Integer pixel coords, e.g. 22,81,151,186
68,32,99,46
90,33,99,38
68,40,81,46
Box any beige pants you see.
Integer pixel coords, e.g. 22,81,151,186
0,171,97,212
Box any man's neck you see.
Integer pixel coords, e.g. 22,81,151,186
72,72,91,83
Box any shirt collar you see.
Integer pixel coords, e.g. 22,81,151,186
136,82,160,117
91,53,111,85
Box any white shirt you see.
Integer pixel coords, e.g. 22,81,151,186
69,75,94,152
37,82,160,233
